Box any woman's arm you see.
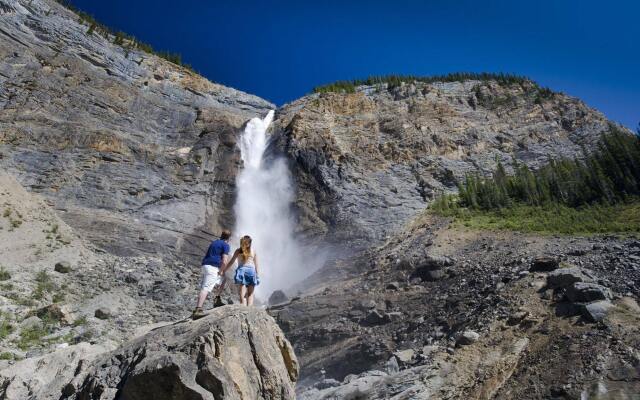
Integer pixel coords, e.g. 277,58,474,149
253,253,259,277
222,249,239,274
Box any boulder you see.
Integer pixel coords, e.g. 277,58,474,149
546,267,592,289
394,349,415,363
54,261,72,274
385,282,400,291
361,309,391,326
456,331,480,346
268,290,290,306
529,256,559,272
580,300,616,322
50,306,297,399
385,356,399,374
94,308,112,320
565,282,612,303
422,255,455,269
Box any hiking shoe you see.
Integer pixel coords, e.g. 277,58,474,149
191,307,205,320
213,296,224,308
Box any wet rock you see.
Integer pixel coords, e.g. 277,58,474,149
54,261,72,274
565,282,612,303
529,256,559,272
269,290,289,306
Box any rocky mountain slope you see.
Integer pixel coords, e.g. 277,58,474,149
273,80,613,246
273,213,640,398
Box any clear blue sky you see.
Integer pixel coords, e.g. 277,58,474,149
68,0,639,129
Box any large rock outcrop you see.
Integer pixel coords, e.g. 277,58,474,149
273,82,618,246
1,306,299,400
0,0,273,261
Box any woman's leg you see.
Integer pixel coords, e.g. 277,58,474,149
246,285,255,306
238,285,247,306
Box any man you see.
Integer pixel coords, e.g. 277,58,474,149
192,229,231,319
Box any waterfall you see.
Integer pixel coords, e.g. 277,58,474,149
233,110,308,299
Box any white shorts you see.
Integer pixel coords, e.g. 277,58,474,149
200,265,222,293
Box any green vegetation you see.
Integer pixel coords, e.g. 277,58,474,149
53,0,194,71
433,201,640,235
72,315,88,327
0,266,10,281
0,352,15,360
0,313,14,340
33,270,57,300
431,126,640,235
312,72,549,94
17,324,50,350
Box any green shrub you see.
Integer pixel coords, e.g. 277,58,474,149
33,270,57,300
72,316,88,327
0,319,14,340
17,325,49,350
0,267,10,281
0,352,14,360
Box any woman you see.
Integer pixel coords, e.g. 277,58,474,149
223,235,260,306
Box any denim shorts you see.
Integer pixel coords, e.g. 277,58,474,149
234,265,259,286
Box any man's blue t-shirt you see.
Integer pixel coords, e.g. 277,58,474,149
202,239,230,267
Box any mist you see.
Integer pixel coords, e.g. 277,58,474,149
232,111,320,299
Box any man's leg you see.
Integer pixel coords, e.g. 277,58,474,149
196,289,209,309
246,285,255,306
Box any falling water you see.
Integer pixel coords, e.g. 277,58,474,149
233,110,310,298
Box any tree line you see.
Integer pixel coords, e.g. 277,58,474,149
437,125,640,212
312,72,546,94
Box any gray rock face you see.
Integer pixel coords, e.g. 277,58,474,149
273,82,624,247
268,290,289,306
0,0,273,262
580,300,615,322
546,267,593,289
2,306,298,400
566,282,612,303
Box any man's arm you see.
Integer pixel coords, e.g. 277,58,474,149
222,250,238,274
219,254,228,275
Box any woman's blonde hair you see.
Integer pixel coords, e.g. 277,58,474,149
240,235,252,262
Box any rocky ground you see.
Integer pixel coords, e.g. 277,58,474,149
271,212,640,398
1,306,298,400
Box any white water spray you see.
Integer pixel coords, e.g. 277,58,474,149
233,110,311,298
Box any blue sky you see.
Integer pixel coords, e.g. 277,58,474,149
68,0,639,129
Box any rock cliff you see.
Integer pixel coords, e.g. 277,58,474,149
273,81,614,245
0,0,273,260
